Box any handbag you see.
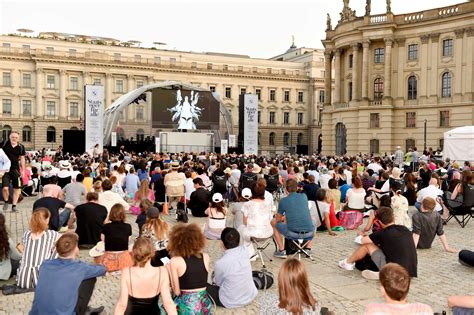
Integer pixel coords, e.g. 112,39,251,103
176,202,188,223
252,269,274,290
339,210,364,230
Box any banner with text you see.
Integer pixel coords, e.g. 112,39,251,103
85,85,104,154
221,139,228,154
155,137,161,153
228,134,236,148
111,132,117,147
243,94,258,155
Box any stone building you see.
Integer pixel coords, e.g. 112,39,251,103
0,33,327,153
322,0,474,155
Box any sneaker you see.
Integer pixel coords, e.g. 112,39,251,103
11,206,17,213
2,203,8,211
362,270,380,280
273,250,287,259
338,259,355,271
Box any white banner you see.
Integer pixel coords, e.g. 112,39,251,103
228,134,236,148
221,139,228,154
243,94,258,155
111,132,117,147
85,85,104,154
155,137,160,153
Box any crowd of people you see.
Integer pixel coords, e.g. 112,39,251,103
0,130,472,314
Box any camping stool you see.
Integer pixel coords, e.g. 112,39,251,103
287,235,314,261
250,237,273,269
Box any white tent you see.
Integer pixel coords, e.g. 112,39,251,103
443,126,474,162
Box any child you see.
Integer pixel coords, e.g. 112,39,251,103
204,193,227,240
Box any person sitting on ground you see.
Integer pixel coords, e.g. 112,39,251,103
74,192,108,248
308,189,336,236
364,263,433,315
204,193,227,240
114,238,177,315
415,178,444,213
98,179,130,214
124,167,140,198
110,175,125,198
260,258,321,314
403,172,418,206
130,179,155,215
449,170,473,206
412,197,457,253
168,223,212,314
448,296,474,315
141,206,170,267
271,179,315,258
232,188,252,229
206,228,257,309
344,176,366,211
303,175,319,202
33,185,74,231
188,177,212,217
16,208,60,289
0,213,21,281
30,233,106,315
363,195,392,233
328,178,341,212
339,207,417,280
95,203,133,272
82,168,94,192
42,175,64,199
136,199,153,237
238,181,274,258
62,173,87,207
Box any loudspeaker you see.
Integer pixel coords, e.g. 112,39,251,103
62,130,85,154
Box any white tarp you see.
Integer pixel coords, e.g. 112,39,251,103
443,126,474,162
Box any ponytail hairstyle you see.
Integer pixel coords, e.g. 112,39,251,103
30,208,51,234
132,238,154,267
390,180,402,196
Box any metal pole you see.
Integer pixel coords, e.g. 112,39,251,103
424,119,427,151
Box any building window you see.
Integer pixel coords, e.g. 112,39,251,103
22,73,31,87
134,55,141,63
374,78,384,100
22,45,30,53
237,66,243,72
269,89,276,101
47,75,55,89
46,47,54,54
191,62,197,69
2,72,11,86
209,86,216,93
2,43,10,48
284,90,290,102
22,126,32,142
68,49,76,57
407,76,417,100
298,91,304,103
374,48,385,64
240,88,246,95
116,79,124,92
319,90,325,103
442,39,453,57
114,53,121,61
440,110,450,127
269,111,276,124
225,87,231,99
70,77,79,90
257,111,261,123
136,129,145,142
257,132,261,146
297,133,304,145
2,125,11,142
297,112,304,125
93,78,101,85
283,112,290,125
405,139,415,152
136,106,144,120
370,113,380,128
349,54,353,68
441,72,452,98
269,132,275,146
47,101,56,117
348,82,353,101
154,56,161,64
46,126,56,143
253,67,258,73
255,89,261,100
283,132,290,146
207,63,213,70
2,99,12,115
119,110,125,121
267,68,272,74
170,58,176,65
136,80,144,88
370,139,380,154
70,102,79,117
223,64,228,71
408,44,418,60
22,100,32,116
406,112,416,128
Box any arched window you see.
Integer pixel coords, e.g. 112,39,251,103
22,126,32,142
46,126,56,143
405,139,416,153
136,106,144,120
136,129,145,142
441,72,452,98
257,132,261,146
297,133,304,146
370,139,379,154
374,78,384,100
1,125,12,142
283,132,290,146
407,75,417,100
269,132,275,146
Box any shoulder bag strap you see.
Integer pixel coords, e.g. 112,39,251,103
315,201,324,224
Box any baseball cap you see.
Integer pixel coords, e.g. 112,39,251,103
212,193,223,203
146,206,160,219
241,188,252,200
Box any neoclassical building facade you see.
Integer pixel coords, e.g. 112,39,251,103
322,0,474,155
0,33,327,153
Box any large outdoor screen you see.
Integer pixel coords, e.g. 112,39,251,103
152,88,220,130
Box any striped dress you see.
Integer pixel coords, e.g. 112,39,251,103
16,229,60,289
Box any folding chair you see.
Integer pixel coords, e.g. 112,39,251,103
285,232,315,261
250,237,273,269
444,185,474,228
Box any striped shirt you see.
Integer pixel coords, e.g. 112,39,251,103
16,230,60,289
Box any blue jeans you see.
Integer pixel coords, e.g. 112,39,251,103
58,208,71,230
276,222,314,240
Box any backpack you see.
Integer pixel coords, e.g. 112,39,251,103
339,210,364,230
252,269,274,290
212,174,227,194
264,174,279,193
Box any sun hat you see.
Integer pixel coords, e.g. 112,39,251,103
59,160,71,169
89,241,105,258
212,193,223,203
146,206,160,219
241,188,252,200
171,161,180,169
252,164,262,174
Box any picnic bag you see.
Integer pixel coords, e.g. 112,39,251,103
339,210,364,230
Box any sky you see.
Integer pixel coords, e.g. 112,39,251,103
0,0,465,59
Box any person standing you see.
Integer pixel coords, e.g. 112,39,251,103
394,146,404,169
0,149,10,214
2,131,26,212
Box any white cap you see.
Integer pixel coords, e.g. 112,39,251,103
241,188,252,200
212,193,223,203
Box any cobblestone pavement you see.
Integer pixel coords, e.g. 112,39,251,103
0,197,473,314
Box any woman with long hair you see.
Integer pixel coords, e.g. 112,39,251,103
451,170,473,202
0,213,22,280
141,206,170,267
403,172,417,206
131,179,155,215
168,223,212,314
114,238,176,315
16,208,60,288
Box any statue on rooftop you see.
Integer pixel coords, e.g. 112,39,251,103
386,0,392,13
326,13,332,31
339,0,356,23
365,0,371,16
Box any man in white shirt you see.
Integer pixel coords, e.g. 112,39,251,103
416,178,444,213
307,165,320,185
367,157,384,175
343,165,353,186
318,168,332,189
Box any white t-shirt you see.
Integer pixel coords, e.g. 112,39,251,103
346,188,366,209
184,177,195,200
344,169,353,186
416,185,444,212
319,174,332,189
309,200,330,228
367,163,383,175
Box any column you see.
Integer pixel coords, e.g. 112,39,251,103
35,68,44,118
383,38,393,99
429,34,440,97
352,43,360,101
361,40,370,100
82,71,91,86
323,50,333,105
59,70,66,119
396,38,405,98
333,49,342,104
105,73,112,108
465,28,474,99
